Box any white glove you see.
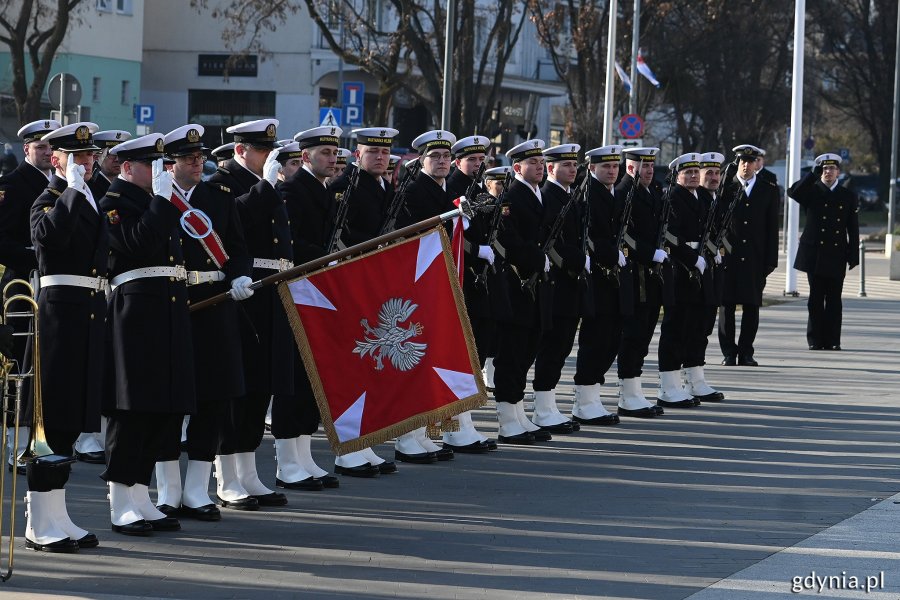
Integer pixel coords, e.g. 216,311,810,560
477,245,495,265
584,255,591,273
617,250,627,268
714,253,722,265
652,249,668,264
230,276,254,301
544,255,551,273
695,255,707,275
263,149,282,187
65,157,86,191
152,158,174,199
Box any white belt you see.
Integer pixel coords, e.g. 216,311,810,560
686,242,700,250
39,274,108,293
111,266,187,289
185,270,225,285
253,258,294,272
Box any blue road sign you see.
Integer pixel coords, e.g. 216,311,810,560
135,104,155,125
618,114,643,139
343,82,365,107
343,105,363,127
319,107,343,127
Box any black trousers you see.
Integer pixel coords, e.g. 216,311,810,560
807,273,844,348
493,307,541,405
617,282,662,380
26,428,78,492
533,316,579,391
470,316,498,369
718,304,760,357
684,304,718,368
220,392,270,454
574,311,621,386
103,410,183,486
658,300,709,371
271,367,321,440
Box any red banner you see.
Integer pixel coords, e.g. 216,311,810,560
278,227,487,454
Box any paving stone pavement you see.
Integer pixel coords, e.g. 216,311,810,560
1,258,898,599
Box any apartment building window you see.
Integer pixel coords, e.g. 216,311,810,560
92,77,101,103
96,0,112,12
121,80,130,105
116,0,133,15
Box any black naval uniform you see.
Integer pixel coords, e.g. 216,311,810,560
532,178,587,392
493,177,547,406
396,170,454,229
658,184,708,372
274,166,334,440
328,166,388,247
614,173,664,380
88,169,112,199
101,178,195,486
787,172,859,349
155,178,250,464
697,187,725,357
205,160,277,458
28,174,108,491
0,160,45,281
717,173,779,364
574,174,622,387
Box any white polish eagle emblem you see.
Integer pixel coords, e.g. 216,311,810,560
353,298,427,372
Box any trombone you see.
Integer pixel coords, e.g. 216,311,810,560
0,280,73,582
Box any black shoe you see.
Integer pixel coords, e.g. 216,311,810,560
178,503,221,521
617,406,657,418
573,414,620,426
538,421,575,434
74,533,99,548
497,432,535,445
693,391,724,403
156,504,180,516
75,450,106,464
395,450,437,464
110,520,153,536
656,398,697,409
275,476,324,491
375,461,397,474
435,446,455,461
216,495,260,511
252,491,289,505
334,464,379,478
828,345,842,351
529,429,552,441
316,474,340,488
653,405,665,415
443,440,491,454
484,439,498,451
25,536,80,552
146,516,181,531
737,354,758,366
809,344,824,350
721,355,736,366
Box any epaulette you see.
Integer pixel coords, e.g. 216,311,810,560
48,187,61,196
105,192,121,198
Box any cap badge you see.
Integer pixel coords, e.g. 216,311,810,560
266,124,276,137
380,129,386,136
474,137,479,144
436,131,442,139
44,121,50,128
155,139,165,152
75,126,89,141
187,129,200,143
115,132,123,139
533,141,539,148
330,127,336,135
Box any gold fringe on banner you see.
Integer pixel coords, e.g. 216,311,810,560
277,227,488,456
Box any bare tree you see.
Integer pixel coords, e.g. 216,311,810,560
0,0,87,122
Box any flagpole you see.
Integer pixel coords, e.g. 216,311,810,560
440,0,455,130
886,2,900,259
629,0,640,115
602,0,618,145
190,208,466,312
785,0,804,296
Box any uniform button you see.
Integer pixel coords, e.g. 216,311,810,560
822,216,826,220
271,219,275,224
90,313,95,320
741,257,745,261
91,268,97,275
835,230,839,234
171,296,176,302
168,236,172,241
839,205,843,209
187,299,191,305
170,277,175,282
834,243,838,246
206,258,212,264
169,256,174,262
821,228,825,232
742,239,746,243
820,241,824,245
745,203,749,207
743,221,748,225
90,291,95,297
274,238,279,243
291,240,294,245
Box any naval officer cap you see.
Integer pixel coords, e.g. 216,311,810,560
276,141,302,162
585,145,624,163
412,130,456,155
484,165,512,181
732,144,764,161
92,130,132,150
668,152,702,172
227,118,279,148
41,122,101,152
815,153,842,168
506,139,546,162
353,127,399,147
293,126,343,149
212,142,235,161
18,119,62,143
699,152,725,168
623,146,659,162
451,135,491,157
543,143,580,162
335,148,351,164
164,124,210,156
110,133,166,162
387,154,402,172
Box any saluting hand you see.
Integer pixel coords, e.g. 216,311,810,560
263,149,282,187
151,158,174,199
65,154,86,192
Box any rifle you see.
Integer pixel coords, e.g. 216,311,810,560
379,159,421,235
710,178,742,258
325,164,359,253
523,179,582,298
611,162,642,283
650,168,677,280
480,172,513,284
576,166,595,317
